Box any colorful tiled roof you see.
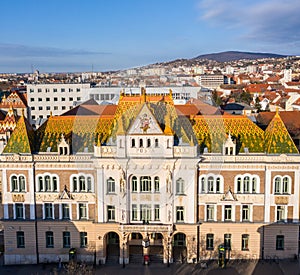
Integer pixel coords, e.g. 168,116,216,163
264,110,299,154
3,113,34,154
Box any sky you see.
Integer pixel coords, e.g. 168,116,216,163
1,0,300,73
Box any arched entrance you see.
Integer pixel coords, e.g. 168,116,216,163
106,232,120,264
149,233,164,263
128,233,143,264
173,233,187,263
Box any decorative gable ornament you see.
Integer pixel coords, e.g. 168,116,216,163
59,185,73,200
58,134,70,155
221,187,237,201
128,104,163,135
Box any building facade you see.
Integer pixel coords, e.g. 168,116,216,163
0,89,299,265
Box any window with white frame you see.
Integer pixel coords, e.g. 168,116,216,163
10,175,26,192
154,176,160,192
141,204,151,222
107,205,115,221
200,175,223,194
61,203,70,220
132,176,138,192
44,203,54,219
132,204,138,221
235,174,260,194
241,205,250,222
224,205,232,221
80,232,88,248
206,204,215,221
37,174,59,192
17,231,25,248
176,206,184,222
274,176,291,195
206,233,214,250
176,178,185,195
276,205,286,222
241,234,249,251
15,203,24,219
71,174,93,192
140,176,151,192
154,204,160,221
106,177,115,193
46,231,54,248
78,203,87,220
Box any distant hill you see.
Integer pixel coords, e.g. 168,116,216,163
193,51,287,62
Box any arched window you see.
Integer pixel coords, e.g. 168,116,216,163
11,175,18,192
155,138,159,148
207,176,214,192
38,176,43,191
131,139,135,148
79,176,86,191
45,175,51,191
237,177,242,193
139,139,143,148
11,175,26,192
274,177,281,194
282,177,289,194
147,139,151,148
243,176,250,193
107,177,115,193
140,176,151,192
71,174,94,192
201,178,206,193
154,176,160,192
216,177,221,193
235,174,260,194
132,176,138,192
36,174,59,192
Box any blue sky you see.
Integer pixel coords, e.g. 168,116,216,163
1,0,300,73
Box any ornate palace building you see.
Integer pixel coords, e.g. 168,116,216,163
0,88,299,265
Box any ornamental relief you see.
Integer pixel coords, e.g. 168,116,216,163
275,196,289,205
12,194,25,202
71,193,95,201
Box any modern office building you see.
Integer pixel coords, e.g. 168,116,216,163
0,89,299,265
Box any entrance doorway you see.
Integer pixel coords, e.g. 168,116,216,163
173,233,187,263
106,232,120,264
128,233,143,264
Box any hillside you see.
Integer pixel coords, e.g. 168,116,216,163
193,51,287,62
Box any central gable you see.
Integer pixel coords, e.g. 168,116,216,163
127,103,164,135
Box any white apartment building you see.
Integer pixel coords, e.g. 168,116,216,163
26,83,90,127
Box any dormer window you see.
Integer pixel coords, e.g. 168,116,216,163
58,134,70,155
223,133,236,155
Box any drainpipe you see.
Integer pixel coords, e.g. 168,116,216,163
33,162,39,264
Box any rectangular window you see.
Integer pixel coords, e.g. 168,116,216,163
176,178,185,195
132,204,138,221
176,206,184,222
242,205,250,221
80,232,88,248
242,234,249,251
77,97,81,101
46,106,50,110
224,233,231,250
206,205,215,221
69,97,73,101
17,231,25,248
154,177,159,192
276,235,284,250
30,98,35,102
46,231,54,248
76,88,80,92
62,203,70,219
44,203,53,219
79,203,87,219
63,231,71,248
62,106,66,110
206,233,214,250
61,88,65,92
39,106,43,111
276,205,285,221
61,98,66,101
224,205,232,221
38,88,42,93
46,97,50,101
107,205,115,221
45,88,50,93
30,89,34,93
31,106,35,110
53,88,57,93
140,204,151,222
54,97,58,101
69,88,73,92
38,98,42,102
15,203,24,219
154,204,160,221
54,106,58,110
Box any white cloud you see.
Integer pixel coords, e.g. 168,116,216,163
198,0,300,48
